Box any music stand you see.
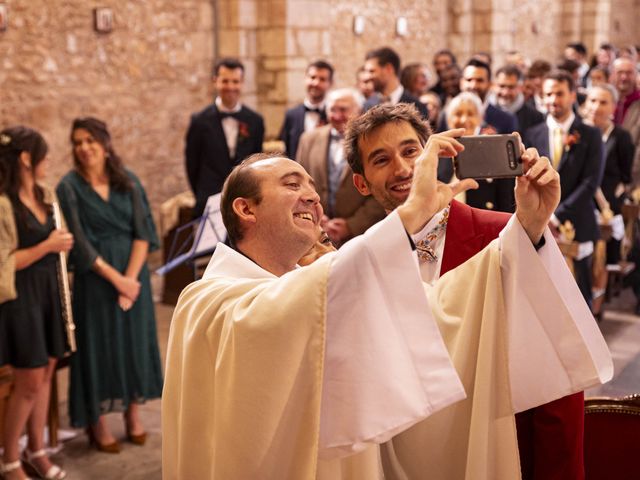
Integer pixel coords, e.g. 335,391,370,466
156,193,226,278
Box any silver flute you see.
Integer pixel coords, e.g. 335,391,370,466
52,202,77,352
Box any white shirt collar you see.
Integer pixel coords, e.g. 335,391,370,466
215,97,242,114
546,112,575,133
602,123,614,143
389,85,404,105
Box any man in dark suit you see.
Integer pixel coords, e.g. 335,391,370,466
296,88,385,246
185,58,264,217
489,64,545,134
524,70,605,306
362,46,429,118
429,49,458,104
279,60,334,160
460,59,518,134
347,103,588,480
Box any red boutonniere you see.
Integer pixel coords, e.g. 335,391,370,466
238,122,250,141
564,131,580,152
480,125,497,135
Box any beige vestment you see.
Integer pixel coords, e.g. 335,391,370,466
162,212,465,479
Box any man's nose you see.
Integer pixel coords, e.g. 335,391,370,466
302,185,320,203
393,155,413,176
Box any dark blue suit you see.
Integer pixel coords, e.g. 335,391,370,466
279,104,327,160
485,104,518,134
524,116,605,304
185,103,264,217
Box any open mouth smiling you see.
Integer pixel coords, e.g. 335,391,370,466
293,212,316,223
390,180,412,193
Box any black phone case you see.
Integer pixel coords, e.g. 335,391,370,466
453,134,522,179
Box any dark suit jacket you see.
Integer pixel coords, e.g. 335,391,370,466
515,103,545,135
601,125,634,213
296,125,385,237
364,88,429,118
437,158,515,213
524,117,604,242
185,103,264,217
441,200,585,480
279,104,327,161
485,103,518,134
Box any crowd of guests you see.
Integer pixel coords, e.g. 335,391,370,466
0,39,639,478
185,42,640,314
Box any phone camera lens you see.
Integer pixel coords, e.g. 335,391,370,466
507,141,517,170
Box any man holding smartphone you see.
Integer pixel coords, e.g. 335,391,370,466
346,103,591,480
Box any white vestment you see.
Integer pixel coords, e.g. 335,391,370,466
162,212,612,480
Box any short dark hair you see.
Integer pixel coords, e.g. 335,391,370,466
366,47,401,75
344,103,431,175
557,59,580,74
465,58,492,80
527,59,552,78
496,64,523,82
566,42,587,56
434,49,457,65
544,69,576,92
214,57,245,77
307,60,334,81
221,152,284,244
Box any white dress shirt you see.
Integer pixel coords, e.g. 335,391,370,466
215,97,242,159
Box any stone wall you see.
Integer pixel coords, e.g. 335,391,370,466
0,0,214,216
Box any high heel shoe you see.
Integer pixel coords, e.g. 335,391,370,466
21,449,66,480
86,427,120,454
124,411,147,446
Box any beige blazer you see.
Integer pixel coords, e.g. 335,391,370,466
0,194,18,303
296,125,385,237
0,186,60,303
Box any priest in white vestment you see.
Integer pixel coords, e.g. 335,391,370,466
162,134,611,479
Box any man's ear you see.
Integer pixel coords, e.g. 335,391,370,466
232,197,256,225
352,173,371,196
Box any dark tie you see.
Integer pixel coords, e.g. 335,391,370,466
219,111,241,120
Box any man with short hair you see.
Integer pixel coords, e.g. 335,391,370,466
429,49,458,103
612,57,640,182
346,103,610,480
524,59,552,114
460,58,518,134
279,60,334,160
185,57,265,217
296,88,385,245
489,64,545,134
363,46,429,117
564,42,590,86
524,70,605,308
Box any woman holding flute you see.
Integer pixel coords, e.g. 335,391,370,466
0,126,72,480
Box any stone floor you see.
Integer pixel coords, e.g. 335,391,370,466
40,288,640,479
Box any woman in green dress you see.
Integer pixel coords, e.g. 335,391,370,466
56,117,163,453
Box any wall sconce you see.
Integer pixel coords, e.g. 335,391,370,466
0,4,8,32
94,7,113,33
353,15,365,36
396,17,408,37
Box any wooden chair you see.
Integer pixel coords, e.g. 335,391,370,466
584,394,640,480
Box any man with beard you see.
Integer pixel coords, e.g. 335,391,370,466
362,46,429,118
279,60,334,160
489,64,545,134
347,103,603,480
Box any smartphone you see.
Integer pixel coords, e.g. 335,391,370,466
453,134,522,179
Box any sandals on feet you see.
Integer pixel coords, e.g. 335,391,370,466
0,460,28,480
21,449,66,480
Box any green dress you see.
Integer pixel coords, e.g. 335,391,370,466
56,170,163,427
